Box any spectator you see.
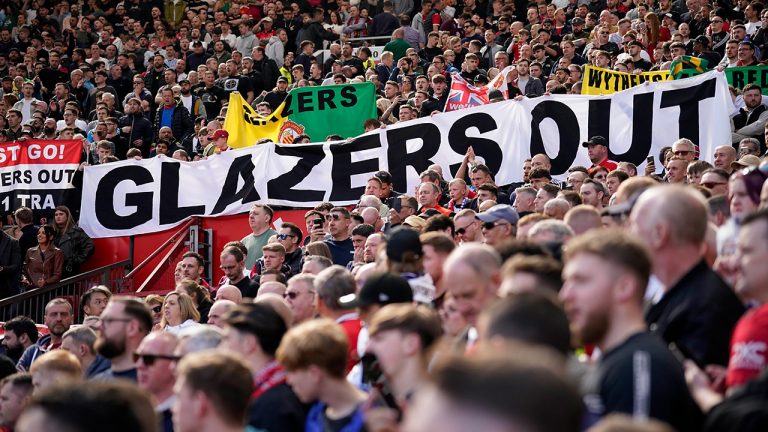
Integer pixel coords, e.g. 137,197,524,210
17,380,157,432
51,206,93,278
60,326,111,378
160,292,201,335
2,317,38,365
22,225,63,290
277,319,368,432
95,296,153,381
221,303,306,431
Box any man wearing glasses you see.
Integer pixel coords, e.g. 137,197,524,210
276,222,304,276
476,204,518,246
671,138,697,162
284,274,318,325
123,77,153,108
94,297,153,381
136,331,180,432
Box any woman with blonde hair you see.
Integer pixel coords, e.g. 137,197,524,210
160,292,200,334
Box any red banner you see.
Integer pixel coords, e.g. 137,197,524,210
0,140,82,215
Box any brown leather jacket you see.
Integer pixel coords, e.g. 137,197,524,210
23,246,64,288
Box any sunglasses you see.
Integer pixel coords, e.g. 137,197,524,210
133,352,180,366
277,233,295,240
284,291,312,299
151,305,162,313
674,150,692,156
482,221,509,230
455,227,466,235
701,182,726,188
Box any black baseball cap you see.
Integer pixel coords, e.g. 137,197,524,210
338,272,413,308
386,227,423,262
582,135,608,148
374,170,393,184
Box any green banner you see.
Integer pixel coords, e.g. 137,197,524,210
275,82,377,142
673,66,768,95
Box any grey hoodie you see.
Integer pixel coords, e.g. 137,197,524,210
235,31,257,56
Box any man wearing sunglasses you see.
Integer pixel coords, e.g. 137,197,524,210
136,331,180,432
476,204,519,246
277,223,304,276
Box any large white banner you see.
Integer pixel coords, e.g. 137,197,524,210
81,71,733,238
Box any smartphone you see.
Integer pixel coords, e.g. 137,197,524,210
646,156,654,165
313,218,324,228
669,341,706,370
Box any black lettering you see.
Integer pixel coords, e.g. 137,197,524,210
530,100,579,175
747,69,757,87
318,89,337,110
329,136,382,201
386,123,441,192
447,113,501,177
588,69,603,89
761,68,768,88
211,154,262,214
281,94,294,116
160,163,206,224
603,72,613,90
23,170,31,184
267,144,326,202
660,77,717,145
730,70,746,90
619,74,630,91
95,165,153,229
297,91,313,113
340,86,357,107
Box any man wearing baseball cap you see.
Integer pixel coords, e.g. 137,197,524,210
476,204,519,246
203,129,230,156
582,135,618,175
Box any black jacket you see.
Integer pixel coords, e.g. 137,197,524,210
154,101,193,144
645,260,745,367
119,113,155,158
301,21,338,54
54,226,95,277
249,382,307,432
0,231,21,298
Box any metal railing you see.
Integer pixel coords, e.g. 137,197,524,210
130,217,198,293
0,260,132,323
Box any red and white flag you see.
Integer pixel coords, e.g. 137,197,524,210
444,66,517,112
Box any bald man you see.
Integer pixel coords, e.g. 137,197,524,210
208,300,237,328
712,145,737,173
215,285,243,303
564,205,602,235
629,185,744,367
543,199,570,220
442,244,502,329
257,281,287,298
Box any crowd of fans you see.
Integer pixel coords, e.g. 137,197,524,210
1,0,768,431
0,135,767,431
0,0,766,157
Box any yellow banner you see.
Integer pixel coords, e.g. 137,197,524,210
223,92,287,148
581,65,672,95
